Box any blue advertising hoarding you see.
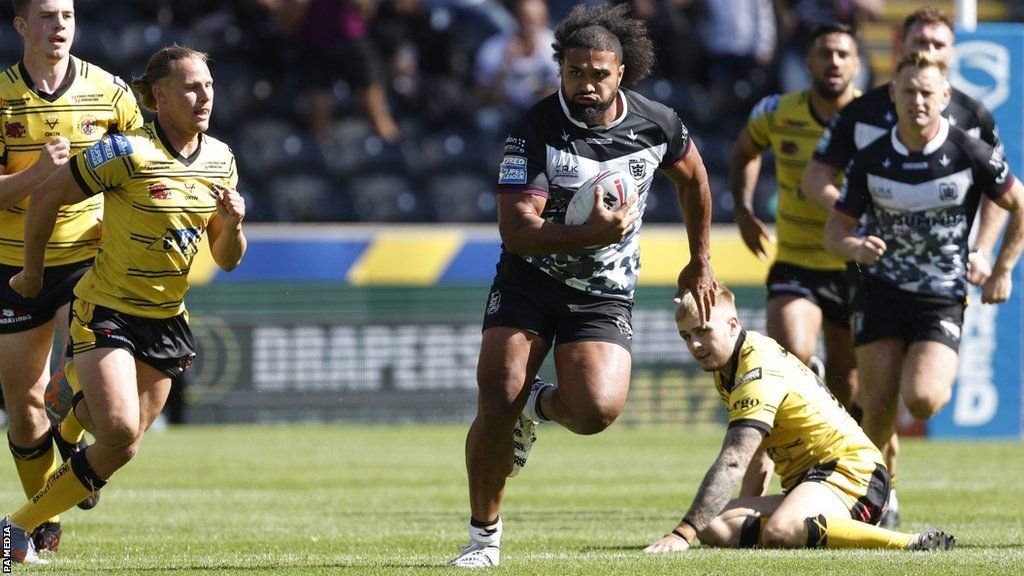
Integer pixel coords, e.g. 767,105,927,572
931,24,1024,437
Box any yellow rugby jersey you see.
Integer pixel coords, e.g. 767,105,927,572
0,57,142,266
69,122,237,318
746,91,857,270
714,330,881,490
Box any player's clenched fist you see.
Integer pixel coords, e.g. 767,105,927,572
9,268,42,298
35,136,71,173
213,185,245,227
853,235,886,265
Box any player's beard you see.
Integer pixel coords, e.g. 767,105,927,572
812,75,851,100
567,96,616,126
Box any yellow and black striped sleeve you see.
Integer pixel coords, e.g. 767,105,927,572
726,366,786,434
111,76,143,133
70,132,139,196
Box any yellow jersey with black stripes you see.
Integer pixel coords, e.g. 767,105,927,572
746,91,857,270
714,330,881,491
69,122,237,318
0,57,142,266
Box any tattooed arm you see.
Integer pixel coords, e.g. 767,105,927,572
645,425,766,552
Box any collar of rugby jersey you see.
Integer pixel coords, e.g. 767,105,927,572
154,119,204,167
718,329,749,393
19,57,76,103
891,115,950,157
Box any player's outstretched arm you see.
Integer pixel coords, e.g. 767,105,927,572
644,426,764,553
730,129,774,261
969,197,1010,286
664,143,716,322
801,159,842,214
10,163,87,297
983,178,1024,304
0,137,71,211
208,186,248,272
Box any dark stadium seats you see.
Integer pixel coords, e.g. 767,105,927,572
265,172,355,222
426,170,497,223
348,171,432,222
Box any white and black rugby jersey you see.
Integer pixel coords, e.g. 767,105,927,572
836,118,1014,300
495,88,691,299
814,84,1000,169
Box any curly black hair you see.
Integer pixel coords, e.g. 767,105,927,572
552,3,655,87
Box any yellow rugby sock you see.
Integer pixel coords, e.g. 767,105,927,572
10,450,107,533
60,410,86,445
805,515,914,549
8,433,60,525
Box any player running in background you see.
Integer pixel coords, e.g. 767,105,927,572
731,22,861,405
824,51,1024,535
800,6,1008,527
2,44,246,564
644,285,955,552
450,3,716,567
0,0,141,554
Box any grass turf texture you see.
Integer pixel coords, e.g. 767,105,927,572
1,424,1021,574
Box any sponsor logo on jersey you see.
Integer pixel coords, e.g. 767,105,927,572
80,115,97,136
4,121,26,139
149,227,203,256
86,133,134,169
148,183,171,200
486,290,501,315
585,138,612,145
730,396,761,411
781,140,798,155
498,165,527,185
628,158,647,181
44,114,59,129
902,162,929,170
504,136,526,155
72,93,103,104
737,368,762,386
553,160,578,179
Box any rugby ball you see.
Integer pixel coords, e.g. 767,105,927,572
564,169,638,226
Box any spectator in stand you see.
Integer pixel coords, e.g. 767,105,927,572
256,0,400,143
372,0,467,127
697,0,777,118
473,0,560,134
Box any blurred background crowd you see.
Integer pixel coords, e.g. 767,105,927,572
0,0,1020,224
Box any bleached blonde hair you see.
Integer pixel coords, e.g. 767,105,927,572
675,284,737,325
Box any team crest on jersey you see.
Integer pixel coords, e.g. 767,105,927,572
781,140,798,155
44,113,59,129
939,182,958,201
4,121,25,139
86,133,134,169
149,227,203,256
628,158,647,181
80,115,97,136
148,183,171,200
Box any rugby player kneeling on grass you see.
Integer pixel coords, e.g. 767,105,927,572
644,285,954,552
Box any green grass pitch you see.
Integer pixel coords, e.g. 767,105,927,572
1,424,1021,574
